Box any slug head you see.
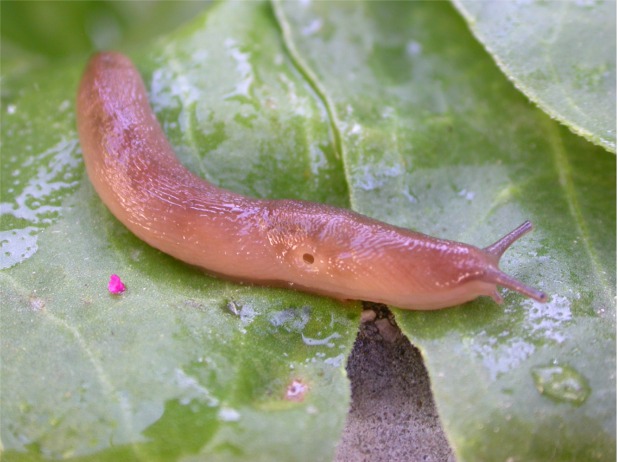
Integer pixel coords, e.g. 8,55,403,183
361,220,548,310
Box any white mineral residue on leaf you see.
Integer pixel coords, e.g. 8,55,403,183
402,186,418,204
239,303,258,327
278,73,308,116
348,123,362,136
218,407,241,422
150,68,178,111
302,18,322,36
458,188,476,201
129,248,143,262
508,0,531,9
0,227,38,269
191,49,208,62
301,332,341,347
471,293,573,380
406,40,422,57
166,71,198,106
224,38,254,99
150,60,199,113
0,138,81,269
324,354,345,368
471,336,535,381
523,295,573,343
58,100,71,112
1,138,80,222
327,312,336,329
381,106,395,119
308,143,327,175
353,162,404,191
269,306,311,332
575,0,597,6
529,250,551,264
174,368,219,407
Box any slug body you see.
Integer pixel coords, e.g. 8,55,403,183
77,52,547,310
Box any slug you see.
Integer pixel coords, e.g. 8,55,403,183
77,52,547,310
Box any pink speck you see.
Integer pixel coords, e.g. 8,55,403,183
285,379,308,402
108,274,126,294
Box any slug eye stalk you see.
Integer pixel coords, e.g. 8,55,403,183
484,220,534,259
483,221,547,303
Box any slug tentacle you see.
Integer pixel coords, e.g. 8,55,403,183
77,52,548,310
484,267,547,303
484,220,533,258
480,221,547,303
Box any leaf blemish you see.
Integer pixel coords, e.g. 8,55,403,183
285,379,309,402
29,295,46,312
226,300,240,316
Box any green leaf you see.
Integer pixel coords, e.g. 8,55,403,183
274,1,615,461
0,1,211,69
452,0,616,153
1,2,358,461
2,1,615,461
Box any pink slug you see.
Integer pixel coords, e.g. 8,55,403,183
77,52,547,310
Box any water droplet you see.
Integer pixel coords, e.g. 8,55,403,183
531,363,590,406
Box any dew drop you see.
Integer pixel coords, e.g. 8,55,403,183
531,363,590,406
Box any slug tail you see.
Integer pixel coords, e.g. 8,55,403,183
484,221,533,258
